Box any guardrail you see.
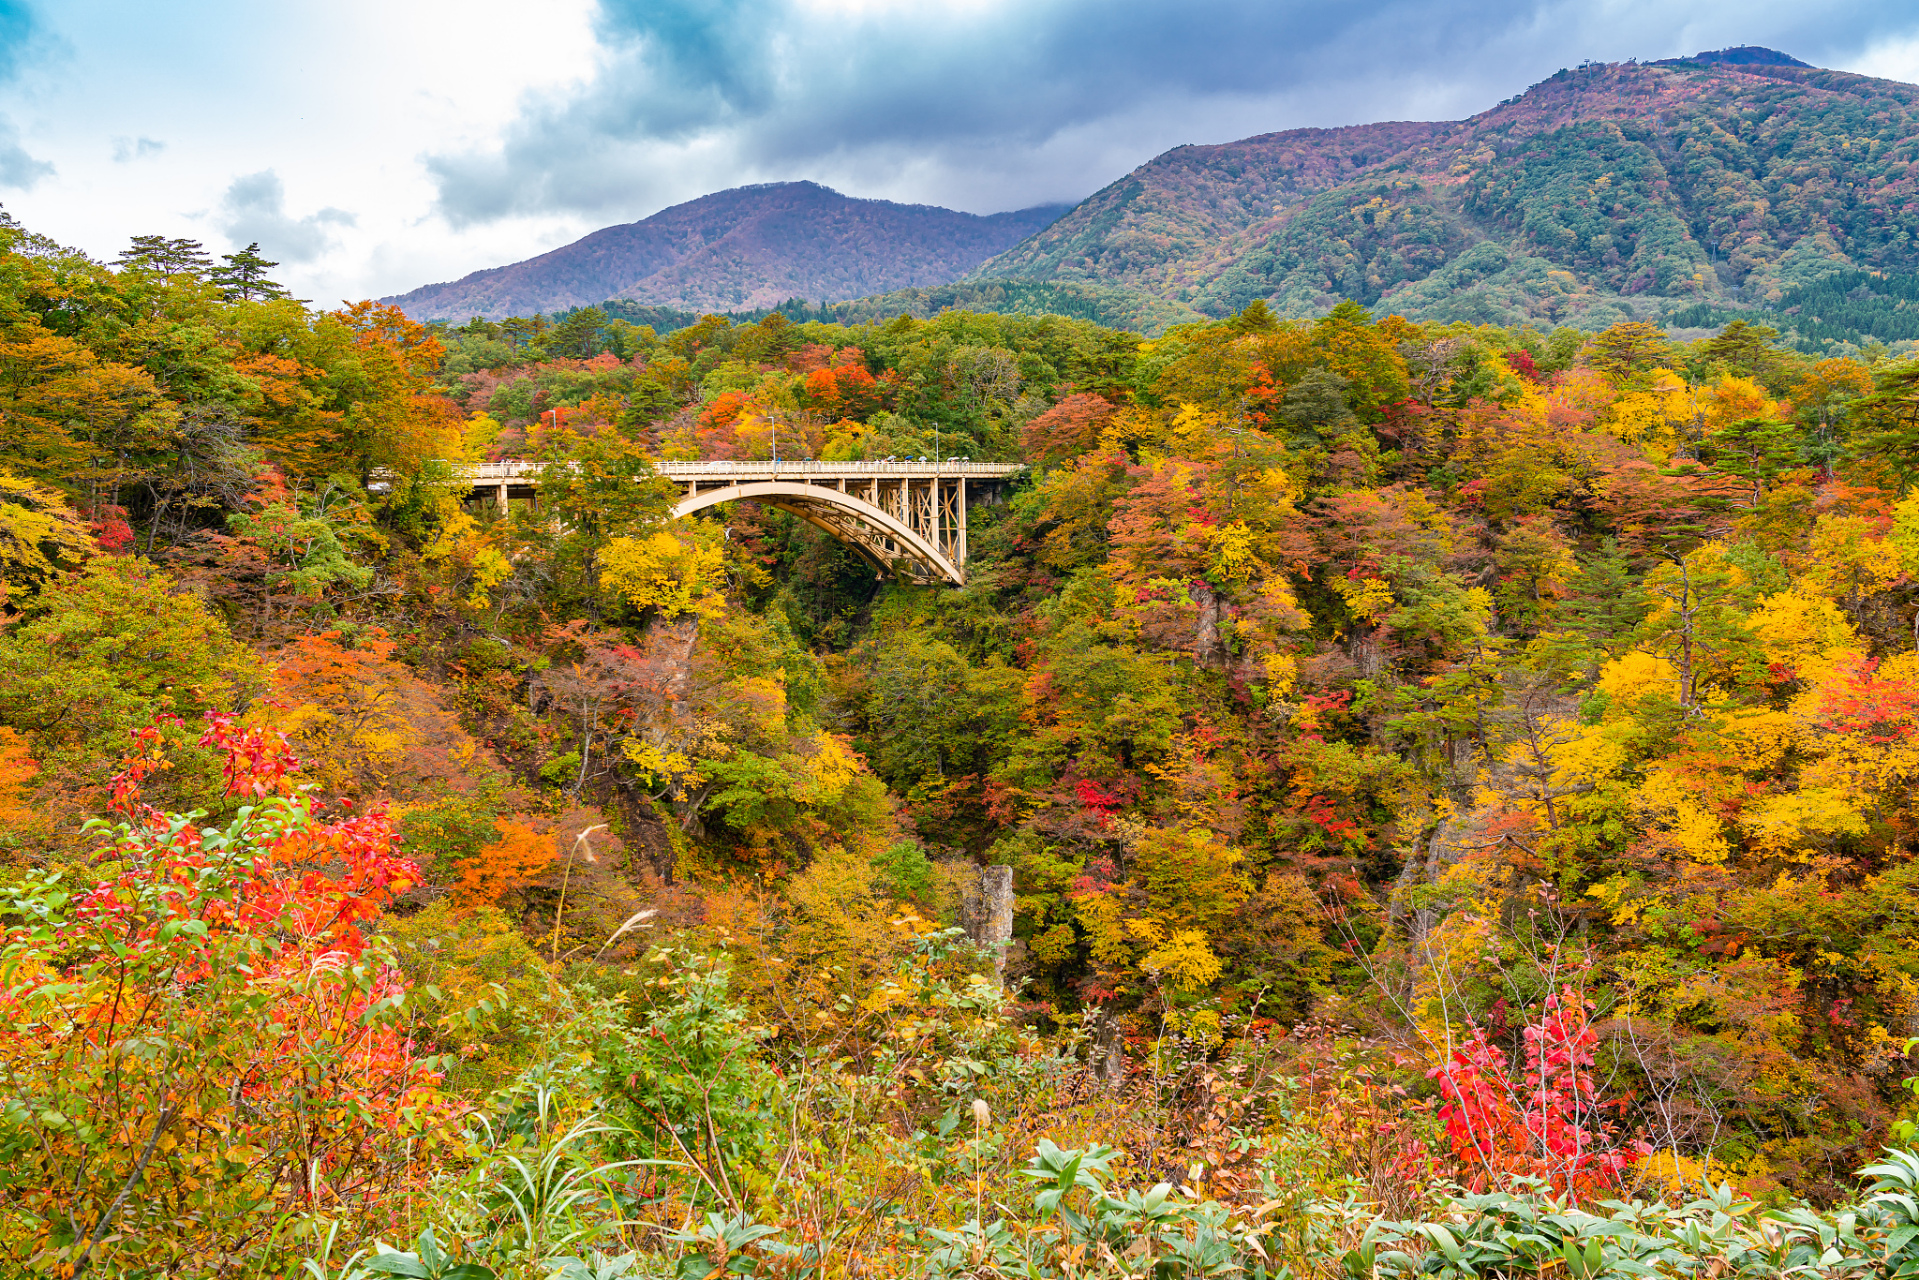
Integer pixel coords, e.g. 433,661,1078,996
657,459,1021,475
462,458,1024,480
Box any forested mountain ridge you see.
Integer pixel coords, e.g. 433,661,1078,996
970,119,1449,304
385,181,1069,319
973,51,1919,337
390,51,1919,345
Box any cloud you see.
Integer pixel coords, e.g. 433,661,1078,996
423,0,1919,228
0,118,50,189
111,136,165,163
0,0,50,189
218,170,356,263
1849,33,1919,84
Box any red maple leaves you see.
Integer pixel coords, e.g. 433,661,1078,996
1427,990,1646,1199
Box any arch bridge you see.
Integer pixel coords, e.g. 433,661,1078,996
466,459,1024,586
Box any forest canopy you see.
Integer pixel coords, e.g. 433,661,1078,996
4,210,1919,1278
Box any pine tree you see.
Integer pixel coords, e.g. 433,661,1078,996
547,305,608,359
115,234,214,277
211,242,290,302
1276,368,1356,445
1700,319,1785,382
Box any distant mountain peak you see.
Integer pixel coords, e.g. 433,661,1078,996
1653,46,1812,69
385,184,1070,320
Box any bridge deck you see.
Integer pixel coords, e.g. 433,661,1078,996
464,459,1023,483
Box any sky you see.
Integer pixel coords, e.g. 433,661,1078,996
0,0,1915,307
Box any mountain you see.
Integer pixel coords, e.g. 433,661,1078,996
971,51,1919,338
385,182,1069,320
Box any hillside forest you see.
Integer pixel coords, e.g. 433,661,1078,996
9,212,1919,1279
382,183,1070,321
971,55,1919,345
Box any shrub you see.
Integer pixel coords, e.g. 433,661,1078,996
0,713,451,1275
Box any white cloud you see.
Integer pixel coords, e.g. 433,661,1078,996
0,0,600,304
1849,35,1919,84
110,135,163,163
0,116,48,188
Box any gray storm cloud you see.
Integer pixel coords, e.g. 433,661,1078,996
219,170,356,264
423,0,1919,228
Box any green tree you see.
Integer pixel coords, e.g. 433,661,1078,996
114,234,214,278
535,428,674,541
1585,321,1673,384
1849,358,1919,488
859,635,996,788
1317,302,1411,401
1632,547,1762,707
1531,539,1648,678
548,306,609,359
1699,319,1786,384
1708,415,1800,505
501,314,549,352
226,481,375,624
1276,368,1356,446
211,242,290,302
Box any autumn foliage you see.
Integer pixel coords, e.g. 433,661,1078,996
15,201,1919,1272
0,714,449,1274
1429,990,1647,1198
451,817,555,908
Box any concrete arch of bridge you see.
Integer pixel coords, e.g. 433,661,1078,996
670,480,964,585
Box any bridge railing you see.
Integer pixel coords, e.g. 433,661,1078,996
655,459,1021,475
463,458,1024,481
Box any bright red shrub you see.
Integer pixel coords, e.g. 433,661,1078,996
1427,989,1645,1199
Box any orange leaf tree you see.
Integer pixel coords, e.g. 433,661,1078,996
451,817,555,909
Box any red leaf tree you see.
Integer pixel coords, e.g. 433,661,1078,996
0,712,454,1274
